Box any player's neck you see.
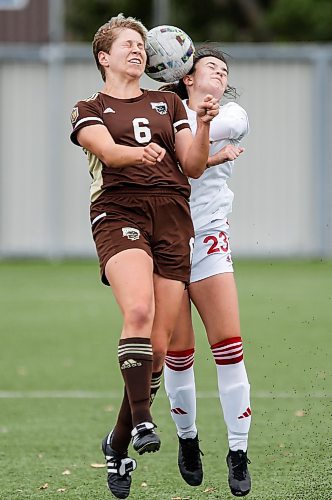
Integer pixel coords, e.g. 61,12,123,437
102,76,143,99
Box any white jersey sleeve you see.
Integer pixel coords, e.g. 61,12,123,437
209,102,249,143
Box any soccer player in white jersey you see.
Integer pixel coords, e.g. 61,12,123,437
161,46,252,497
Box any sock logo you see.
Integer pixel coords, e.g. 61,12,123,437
120,359,142,370
171,407,188,415
237,407,252,419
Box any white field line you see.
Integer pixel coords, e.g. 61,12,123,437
0,390,331,399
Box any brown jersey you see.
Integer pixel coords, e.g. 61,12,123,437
70,90,191,202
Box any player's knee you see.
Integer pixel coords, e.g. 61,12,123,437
124,303,154,330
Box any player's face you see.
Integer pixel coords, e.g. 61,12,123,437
190,56,228,99
100,28,147,79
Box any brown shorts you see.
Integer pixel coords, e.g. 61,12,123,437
90,190,194,286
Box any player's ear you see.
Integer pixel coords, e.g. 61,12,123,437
98,51,109,67
183,74,193,86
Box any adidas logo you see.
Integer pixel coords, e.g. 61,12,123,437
103,107,115,113
237,407,252,419
120,359,142,369
171,407,188,415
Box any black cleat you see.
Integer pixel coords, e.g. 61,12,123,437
226,449,251,497
178,435,203,486
131,422,161,455
101,432,137,499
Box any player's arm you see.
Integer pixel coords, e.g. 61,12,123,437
175,95,219,178
77,124,165,168
207,144,245,167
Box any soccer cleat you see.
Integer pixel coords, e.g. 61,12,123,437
226,449,251,497
101,432,137,499
178,435,203,486
131,421,161,455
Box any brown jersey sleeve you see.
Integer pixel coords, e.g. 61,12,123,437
171,92,191,134
70,93,104,146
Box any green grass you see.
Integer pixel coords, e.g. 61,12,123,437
0,259,331,499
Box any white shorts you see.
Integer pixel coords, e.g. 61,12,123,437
190,219,233,283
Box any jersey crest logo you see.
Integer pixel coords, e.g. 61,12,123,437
122,227,140,241
150,102,168,115
70,107,79,124
104,107,115,114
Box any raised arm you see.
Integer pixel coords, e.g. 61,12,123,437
175,95,219,178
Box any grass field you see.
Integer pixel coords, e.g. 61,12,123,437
0,259,331,499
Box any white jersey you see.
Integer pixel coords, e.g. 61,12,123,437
183,100,249,232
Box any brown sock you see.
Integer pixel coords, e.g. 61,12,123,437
150,368,163,405
118,337,153,427
110,387,132,454
111,368,164,453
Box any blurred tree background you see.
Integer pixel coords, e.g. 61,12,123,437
66,0,332,42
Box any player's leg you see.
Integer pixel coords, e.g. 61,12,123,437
100,248,156,498
105,248,161,455
189,272,251,496
163,290,203,486
165,290,196,438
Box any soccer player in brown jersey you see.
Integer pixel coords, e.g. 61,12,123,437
70,14,219,499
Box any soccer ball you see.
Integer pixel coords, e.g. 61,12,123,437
145,25,195,83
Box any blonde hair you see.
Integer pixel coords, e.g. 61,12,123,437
92,13,148,81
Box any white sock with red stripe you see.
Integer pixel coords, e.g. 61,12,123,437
211,336,251,452
164,349,197,439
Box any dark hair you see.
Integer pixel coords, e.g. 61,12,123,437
160,44,237,99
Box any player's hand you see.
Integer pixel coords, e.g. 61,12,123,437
208,144,245,167
141,142,166,165
197,95,219,123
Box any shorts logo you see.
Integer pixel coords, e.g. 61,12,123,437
70,107,79,124
122,227,140,241
121,359,142,369
150,102,168,115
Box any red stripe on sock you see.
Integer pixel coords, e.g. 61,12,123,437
212,337,244,365
165,358,194,371
211,336,242,350
213,346,243,359
165,348,195,371
166,348,194,357
214,354,244,365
